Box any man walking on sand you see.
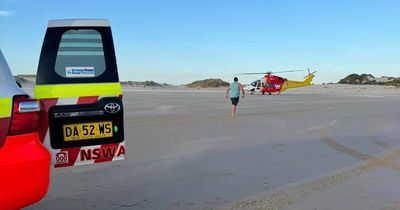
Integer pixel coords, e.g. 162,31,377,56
226,77,245,116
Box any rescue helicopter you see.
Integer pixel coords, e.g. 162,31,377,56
242,69,316,95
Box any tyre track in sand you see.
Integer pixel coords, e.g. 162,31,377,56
367,128,393,150
320,121,370,160
222,120,400,210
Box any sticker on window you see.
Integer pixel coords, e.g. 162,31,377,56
65,67,95,78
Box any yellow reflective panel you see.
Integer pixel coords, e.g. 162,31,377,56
0,97,12,118
34,83,122,99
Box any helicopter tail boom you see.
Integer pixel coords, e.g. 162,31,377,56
303,73,315,85
281,73,315,92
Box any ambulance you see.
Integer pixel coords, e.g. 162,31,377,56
0,50,50,209
34,19,126,168
0,19,125,208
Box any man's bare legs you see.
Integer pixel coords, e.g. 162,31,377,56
231,105,237,116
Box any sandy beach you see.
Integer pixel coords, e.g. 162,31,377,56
26,84,400,210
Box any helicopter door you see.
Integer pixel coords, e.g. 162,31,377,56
34,19,125,168
256,80,262,90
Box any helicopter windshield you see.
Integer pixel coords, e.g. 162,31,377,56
251,80,261,88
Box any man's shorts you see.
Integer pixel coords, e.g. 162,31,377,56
230,97,239,106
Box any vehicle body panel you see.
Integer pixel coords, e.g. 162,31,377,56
0,49,50,209
34,19,125,168
0,50,25,147
0,133,50,209
0,50,25,98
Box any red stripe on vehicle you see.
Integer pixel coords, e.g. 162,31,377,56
77,96,99,105
0,117,11,148
54,147,81,168
38,99,58,143
94,143,120,163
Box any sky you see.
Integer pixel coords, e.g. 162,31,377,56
1,0,400,85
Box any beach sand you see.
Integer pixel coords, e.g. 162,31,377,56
26,84,400,210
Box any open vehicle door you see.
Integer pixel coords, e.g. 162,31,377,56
34,19,125,168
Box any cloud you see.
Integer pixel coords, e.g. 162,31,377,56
0,10,15,17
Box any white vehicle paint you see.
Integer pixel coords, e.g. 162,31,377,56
0,50,25,97
48,19,110,28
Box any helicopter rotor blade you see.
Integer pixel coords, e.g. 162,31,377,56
238,72,270,75
270,69,308,74
239,69,308,75
303,70,317,78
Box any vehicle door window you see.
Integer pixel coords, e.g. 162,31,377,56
54,29,106,78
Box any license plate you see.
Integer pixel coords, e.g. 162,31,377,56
63,121,113,141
